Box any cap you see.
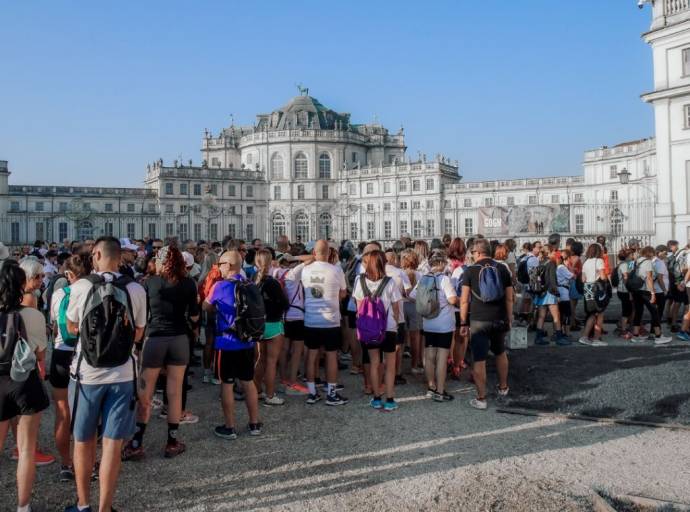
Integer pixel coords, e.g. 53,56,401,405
119,238,139,252
182,251,195,268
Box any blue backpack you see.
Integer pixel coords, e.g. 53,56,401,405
470,261,505,303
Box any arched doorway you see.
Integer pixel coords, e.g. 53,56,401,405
272,212,286,243
294,212,309,243
318,212,332,240
77,220,93,241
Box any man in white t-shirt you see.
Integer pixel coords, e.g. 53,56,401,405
65,237,146,512
301,240,348,406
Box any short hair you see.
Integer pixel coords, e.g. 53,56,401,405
19,258,43,280
570,241,584,257
473,238,491,257
522,242,532,252
667,240,679,249
94,236,121,259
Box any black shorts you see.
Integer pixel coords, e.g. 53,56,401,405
0,370,50,422
424,331,453,349
304,326,342,352
49,349,74,389
396,323,406,345
360,332,396,364
346,311,357,330
284,320,305,341
558,301,572,323
215,348,255,384
469,320,507,362
670,285,689,304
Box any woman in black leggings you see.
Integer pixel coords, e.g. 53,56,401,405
629,246,670,343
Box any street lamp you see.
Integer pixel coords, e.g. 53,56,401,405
617,167,631,185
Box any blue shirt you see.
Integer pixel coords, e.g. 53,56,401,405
208,276,255,351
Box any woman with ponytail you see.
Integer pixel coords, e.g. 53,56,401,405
122,244,200,461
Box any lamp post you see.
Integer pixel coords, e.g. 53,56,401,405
617,167,656,240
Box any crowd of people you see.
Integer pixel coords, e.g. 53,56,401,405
0,230,686,511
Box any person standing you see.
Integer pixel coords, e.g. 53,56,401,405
65,237,147,512
459,239,513,410
579,243,608,346
301,240,349,406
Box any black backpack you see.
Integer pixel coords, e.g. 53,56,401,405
626,259,646,292
44,273,67,312
79,273,136,368
258,276,289,320
344,257,359,293
0,311,25,377
227,278,266,343
610,266,620,289
516,256,530,284
528,264,547,296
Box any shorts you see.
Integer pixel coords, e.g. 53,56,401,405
0,370,50,421
263,321,284,340
424,331,453,349
346,311,357,330
361,331,397,364
396,323,406,345
304,326,342,352
558,301,572,324
469,320,507,362
534,292,558,306
142,335,190,368
68,380,135,442
284,320,305,341
404,302,420,331
49,349,74,389
215,348,255,384
670,285,689,304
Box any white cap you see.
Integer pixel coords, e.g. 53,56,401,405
119,238,139,251
182,251,195,268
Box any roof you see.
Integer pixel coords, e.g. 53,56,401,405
258,95,351,130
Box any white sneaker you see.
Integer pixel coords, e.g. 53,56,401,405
263,395,285,406
654,336,672,345
202,373,211,384
577,337,593,346
630,336,648,344
469,398,488,410
411,367,424,375
180,411,199,424
496,386,509,397
591,340,608,347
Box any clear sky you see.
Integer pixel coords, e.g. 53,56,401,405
0,0,653,186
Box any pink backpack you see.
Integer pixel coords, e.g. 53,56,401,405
356,275,390,346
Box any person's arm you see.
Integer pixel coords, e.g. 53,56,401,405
505,286,514,327
459,285,471,336
391,300,401,324
597,260,607,281
646,270,656,303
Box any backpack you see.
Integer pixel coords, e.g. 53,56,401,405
626,259,646,292
415,273,441,319
355,275,390,346
610,266,620,289
672,249,688,284
0,310,35,382
516,256,530,284
57,286,78,347
528,264,547,296
344,257,360,293
225,278,266,343
44,273,67,314
470,261,505,303
258,276,289,319
454,264,468,297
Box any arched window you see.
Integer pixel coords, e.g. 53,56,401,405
272,212,286,243
318,212,332,240
294,212,309,242
294,152,308,179
270,153,284,180
319,153,331,179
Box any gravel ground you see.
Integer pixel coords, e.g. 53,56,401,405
2,350,690,511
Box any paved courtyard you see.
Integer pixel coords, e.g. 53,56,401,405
1,327,689,511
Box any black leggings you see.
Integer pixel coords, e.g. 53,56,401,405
655,292,666,323
632,291,660,329
617,291,633,318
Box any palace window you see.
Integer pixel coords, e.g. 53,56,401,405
165,204,174,213
507,196,514,206
180,205,188,213
246,185,254,198
194,223,202,241
246,206,254,215
322,184,329,199
297,185,305,200
10,223,19,244
127,203,135,213
126,223,135,239
426,178,434,191
105,203,113,213
104,222,114,236
412,201,420,209
399,201,408,210
610,190,618,201
294,152,308,179
165,183,173,195
35,201,44,212
609,165,618,180
228,185,236,196
444,218,453,235
148,203,156,213
319,153,331,179
58,222,67,241
399,180,407,192
484,197,494,207
684,48,690,76
685,104,690,129
367,204,374,213
193,184,202,196
349,183,357,196
384,181,391,193
180,183,188,195
228,224,236,238
528,195,537,205
412,180,421,192
166,223,174,237
271,153,284,180
413,220,422,237
148,223,156,239
274,186,281,200
383,202,391,211
399,220,408,235
426,200,434,209
464,218,473,237
575,214,584,234
59,202,68,212
367,221,375,239
574,193,584,203
463,198,472,208
426,219,434,237
551,194,560,204
366,182,374,195
350,222,358,240
384,221,391,239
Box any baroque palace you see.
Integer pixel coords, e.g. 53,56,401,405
1,3,687,248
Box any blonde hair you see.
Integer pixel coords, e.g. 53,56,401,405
254,249,273,283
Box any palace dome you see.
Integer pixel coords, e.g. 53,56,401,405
262,95,351,130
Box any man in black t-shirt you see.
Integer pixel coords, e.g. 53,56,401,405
460,238,513,411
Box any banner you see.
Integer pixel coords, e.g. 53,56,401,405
477,205,570,237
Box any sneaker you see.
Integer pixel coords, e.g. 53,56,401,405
325,393,349,406
426,387,437,398
121,441,145,462
394,375,407,385
639,327,650,337
432,391,454,402
214,425,237,440
234,389,245,401
158,407,168,419
180,411,199,424
534,332,549,346
65,505,92,512
284,382,309,395
622,331,635,341
577,337,593,346
248,422,263,436
631,336,649,344
654,335,672,345
349,365,363,375
411,367,425,375
264,394,285,406
403,349,412,359
555,335,572,346
496,385,509,397
164,441,186,459
211,377,221,385
677,331,690,342
306,393,322,405
469,398,488,410
591,340,608,347
91,461,99,482
340,352,352,361
11,448,56,466
151,397,163,410
202,373,212,384
59,464,74,482
383,400,399,411
370,397,383,409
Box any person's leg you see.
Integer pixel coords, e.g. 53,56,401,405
253,342,265,396
472,361,487,399
495,352,509,390
325,350,338,394
73,438,97,508
53,388,72,467
384,351,396,399
306,348,319,394
632,292,644,335
536,306,546,330
220,382,236,427
16,413,42,508
0,419,9,455
424,346,437,391
98,437,124,512
410,329,421,369
288,340,304,384
368,348,381,397
278,337,290,382
241,379,260,424
570,298,579,328
265,335,284,398
435,348,450,394
165,364,186,443
129,366,161,452
549,304,562,332
644,293,661,335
